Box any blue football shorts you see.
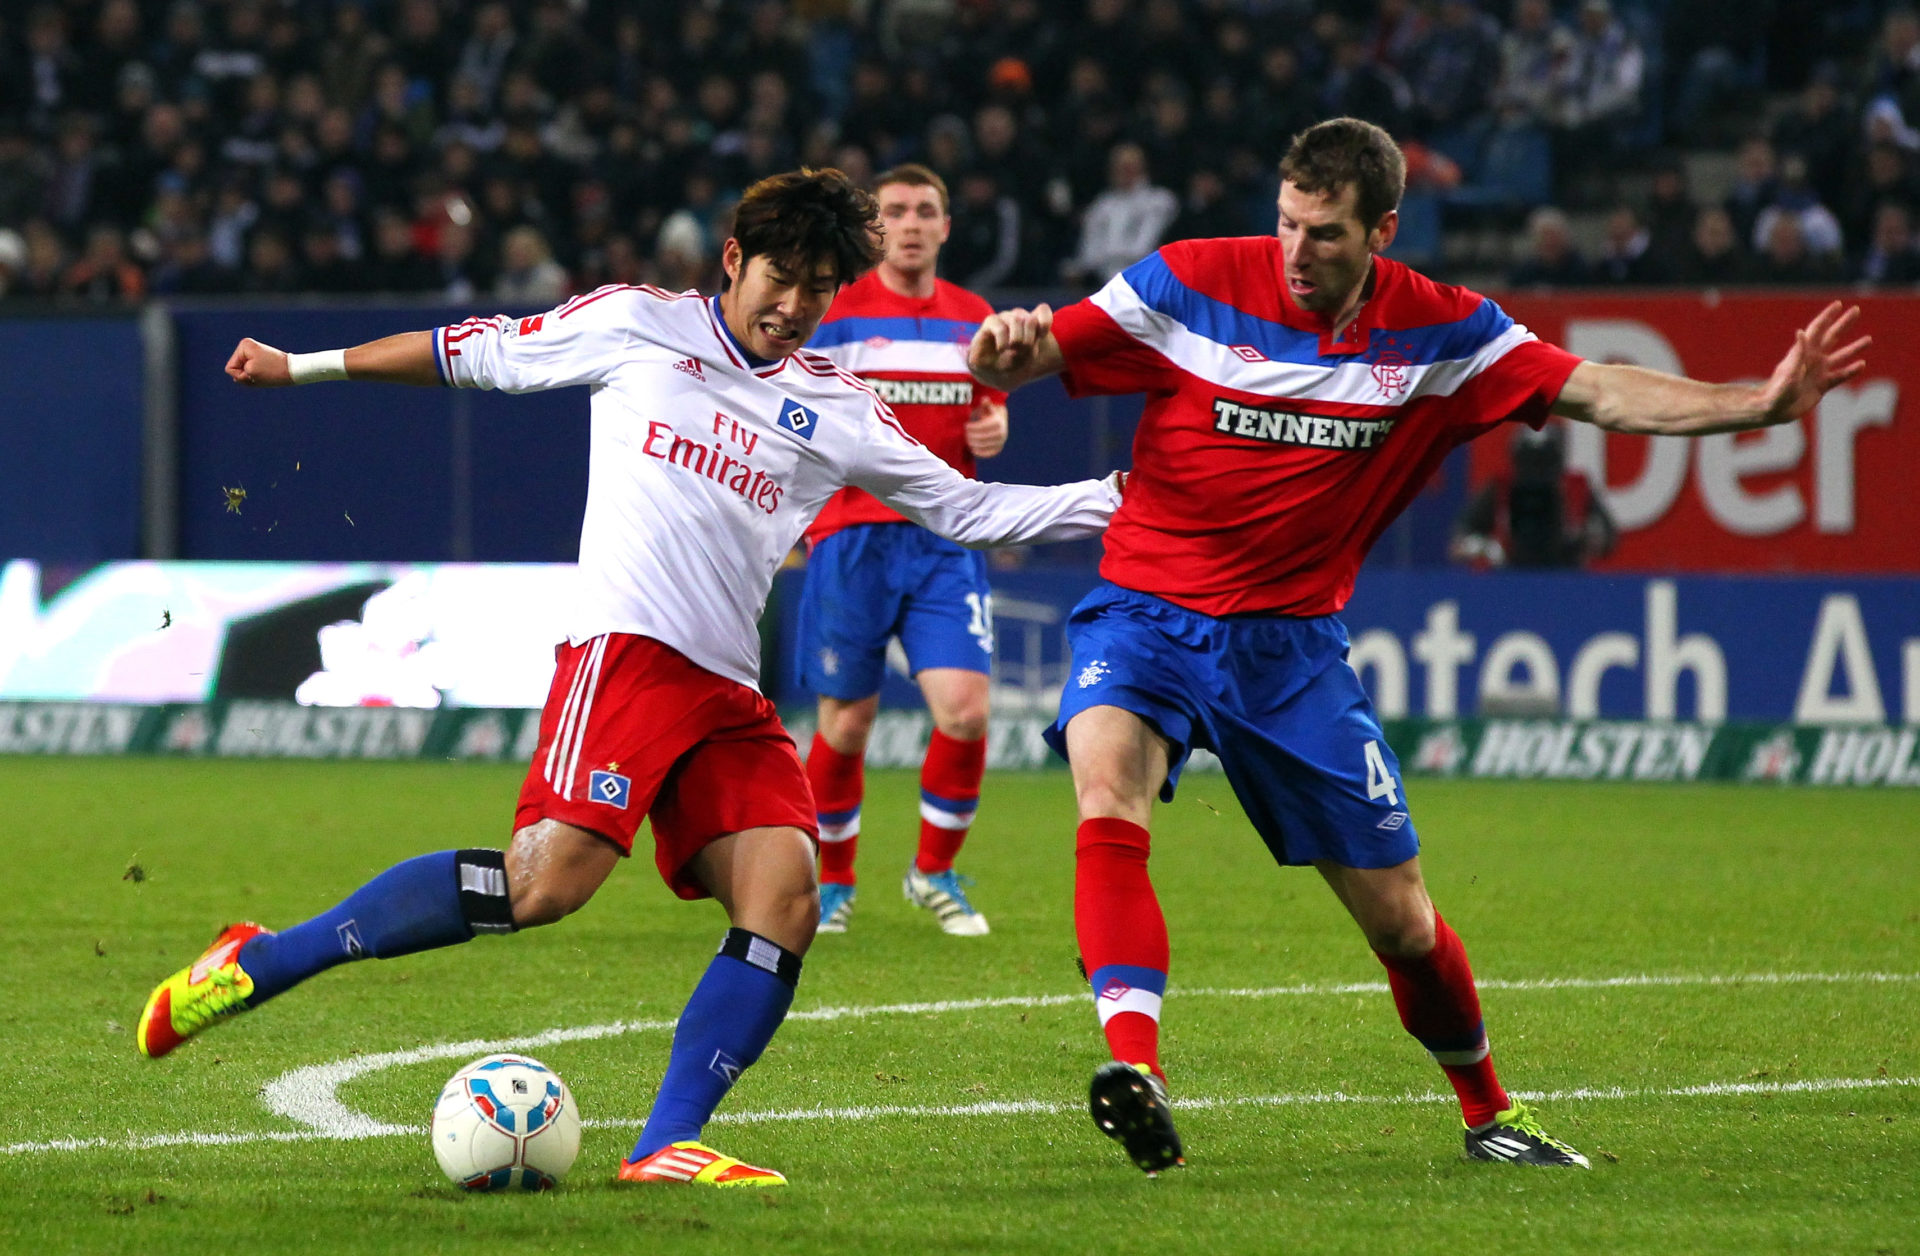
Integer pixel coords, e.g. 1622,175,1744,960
1045,583,1418,870
797,523,994,701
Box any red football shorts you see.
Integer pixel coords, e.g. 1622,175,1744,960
514,633,817,899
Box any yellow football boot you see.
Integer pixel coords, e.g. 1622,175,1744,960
137,922,270,1058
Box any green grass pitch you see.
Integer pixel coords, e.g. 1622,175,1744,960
2,757,1915,1255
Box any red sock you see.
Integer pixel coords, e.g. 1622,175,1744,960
1374,911,1510,1127
1075,817,1168,1080
806,733,863,886
914,728,986,873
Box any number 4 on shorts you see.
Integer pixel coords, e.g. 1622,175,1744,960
1363,739,1400,806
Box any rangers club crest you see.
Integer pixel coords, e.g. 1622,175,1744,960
1370,349,1411,398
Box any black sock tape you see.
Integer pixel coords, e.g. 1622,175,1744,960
718,927,802,988
456,848,517,935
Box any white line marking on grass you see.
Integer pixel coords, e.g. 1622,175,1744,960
260,970,1920,1137
7,1075,1915,1157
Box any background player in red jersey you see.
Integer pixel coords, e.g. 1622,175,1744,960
798,165,1012,937
970,118,1870,1175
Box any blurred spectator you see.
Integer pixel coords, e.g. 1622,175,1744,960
1451,425,1616,569
1369,0,1431,75
1677,206,1756,285
494,225,569,304
1506,206,1592,286
0,227,27,297
1751,154,1845,259
0,126,47,227
1555,0,1644,155
1842,141,1920,248
150,229,233,295
1857,201,1920,283
456,3,518,110
1496,0,1575,122
239,227,303,294
1063,142,1177,287
1407,0,1502,138
42,114,104,230
1168,169,1247,243
1753,212,1843,284
944,167,1021,288
60,223,145,301
1642,154,1696,276
300,220,363,294
1593,204,1672,284
1321,20,1411,135
23,6,85,133
1868,7,1920,111
367,207,440,293
1723,137,1781,248
19,220,68,296
1772,64,1853,208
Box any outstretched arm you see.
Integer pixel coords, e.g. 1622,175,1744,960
1551,301,1870,435
226,331,440,388
967,303,1066,393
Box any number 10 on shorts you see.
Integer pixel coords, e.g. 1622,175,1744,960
1363,739,1400,806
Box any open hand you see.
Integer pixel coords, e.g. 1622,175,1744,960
225,338,294,387
1758,302,1870,424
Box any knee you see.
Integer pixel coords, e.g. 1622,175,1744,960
818,700,877,753
935,707,988,742
1073,769,1151,828
1365,913,1437,959
509,876,589,929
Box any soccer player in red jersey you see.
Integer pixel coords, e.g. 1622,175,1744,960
798,165,1011,937
970,118,1870,1174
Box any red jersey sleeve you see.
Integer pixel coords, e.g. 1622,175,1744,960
1456,337,1583,437
1051,296,1180,398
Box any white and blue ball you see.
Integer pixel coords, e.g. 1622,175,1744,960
430,1053,581,1191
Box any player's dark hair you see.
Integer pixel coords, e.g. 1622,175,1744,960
726,167,883,290
1279,117,1406,229
873,162,950,214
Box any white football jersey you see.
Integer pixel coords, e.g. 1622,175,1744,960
436,285,1118,690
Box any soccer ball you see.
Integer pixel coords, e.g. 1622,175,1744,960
430,1053,581,1191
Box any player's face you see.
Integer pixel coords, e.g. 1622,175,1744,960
721,241,841,359
1276,181,1395,315
877,183,950,275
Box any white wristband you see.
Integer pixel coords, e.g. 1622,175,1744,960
286,349,349,384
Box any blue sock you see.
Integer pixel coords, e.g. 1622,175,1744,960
630,929,802,1160
238,849,514,1003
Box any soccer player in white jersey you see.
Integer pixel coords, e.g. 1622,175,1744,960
135,169,1122,1188
971,118,1869,1175
799,164,1012,937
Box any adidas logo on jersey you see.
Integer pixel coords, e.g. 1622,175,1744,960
673,357,706,382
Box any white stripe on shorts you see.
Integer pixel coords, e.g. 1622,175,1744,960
560,636,608,800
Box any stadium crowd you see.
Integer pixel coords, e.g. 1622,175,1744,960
1,0,1917,303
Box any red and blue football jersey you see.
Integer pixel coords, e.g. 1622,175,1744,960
1052,238,1582,616
804,272,1006,544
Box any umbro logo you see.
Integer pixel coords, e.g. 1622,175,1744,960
672,357,705,382
1377,812,1408,831
1229,344,1267,363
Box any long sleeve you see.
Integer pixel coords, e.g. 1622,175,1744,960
847,406,1118,547
435,285,637,393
